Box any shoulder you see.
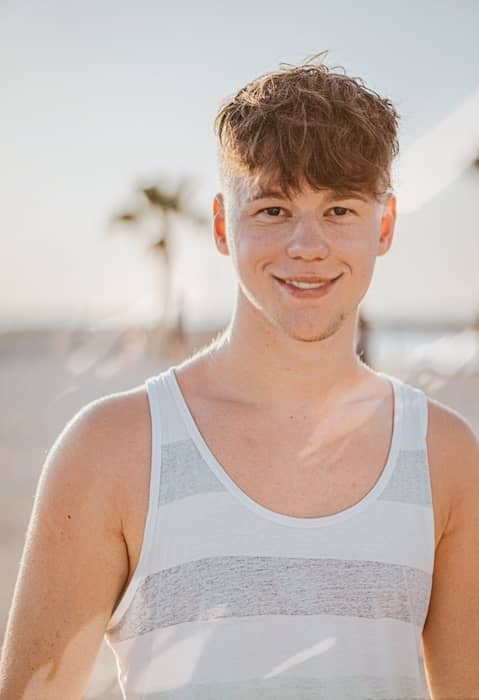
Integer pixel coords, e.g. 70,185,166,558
71,382,150,433
57,382,151,464
425,394,479,543
47,382,152,523
426,396,478,475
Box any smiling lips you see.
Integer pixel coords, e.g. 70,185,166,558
274,274,342,297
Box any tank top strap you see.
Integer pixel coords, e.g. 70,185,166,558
146,368,190,446
377,371,428,450
395,377,429,450
377,372,432,509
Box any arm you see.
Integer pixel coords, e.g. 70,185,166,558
423,401,479,699
0,395,138,700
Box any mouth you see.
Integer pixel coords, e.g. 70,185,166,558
273,274,342,298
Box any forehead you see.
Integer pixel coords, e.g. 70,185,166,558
226,175,373,206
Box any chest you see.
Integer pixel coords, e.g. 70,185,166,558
188,398,394,519
123,384,446,590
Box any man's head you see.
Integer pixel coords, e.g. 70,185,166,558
212,55,399,344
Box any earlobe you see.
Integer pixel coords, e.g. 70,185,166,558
213,193,229,256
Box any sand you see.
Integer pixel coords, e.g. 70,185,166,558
1,327,477,699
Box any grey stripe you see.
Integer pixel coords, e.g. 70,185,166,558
379,450,432,506
160,441,431,509
159,440,226,506
113,556,431,640
137,675,427,699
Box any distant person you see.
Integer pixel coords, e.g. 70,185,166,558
1,55,478,700
469,313,479,369
357,311,371,366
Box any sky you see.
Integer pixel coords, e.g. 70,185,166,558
1,0,478,330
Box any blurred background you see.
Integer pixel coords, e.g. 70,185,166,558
1,1,478,697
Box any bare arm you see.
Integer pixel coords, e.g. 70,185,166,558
423,401,479,699
0,395,139,699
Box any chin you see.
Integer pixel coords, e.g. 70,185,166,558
277,312,348,344
287,329,340,344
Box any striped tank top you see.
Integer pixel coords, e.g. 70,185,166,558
105,366,434,700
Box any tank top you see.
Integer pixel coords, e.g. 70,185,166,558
105,366,434,700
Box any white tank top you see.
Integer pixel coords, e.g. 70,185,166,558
105,366,434,700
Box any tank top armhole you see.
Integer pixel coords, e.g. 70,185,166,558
105,375,163,633
417,386,430,442
417,385,436,569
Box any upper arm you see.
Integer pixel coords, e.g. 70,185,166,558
423,401,479,699
0,394,139,700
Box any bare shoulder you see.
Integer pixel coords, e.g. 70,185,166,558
49,382,153,593
422,397,479,695
40,382,153,561
426,395,479,543
70,381,150,439
63,383,152,527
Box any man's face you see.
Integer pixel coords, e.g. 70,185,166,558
214,177,396,343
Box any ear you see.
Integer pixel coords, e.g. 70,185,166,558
213,193,230,256
377,194,396,257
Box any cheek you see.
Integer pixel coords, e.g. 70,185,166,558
356,243,380,291
337,231,378,287
336,234,368,262
235,225,278,264
341,223,378,259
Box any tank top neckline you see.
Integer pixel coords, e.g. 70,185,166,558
163,367,404,529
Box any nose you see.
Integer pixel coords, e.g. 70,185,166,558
286,215,330,261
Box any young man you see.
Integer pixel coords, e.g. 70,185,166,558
1,58,478,700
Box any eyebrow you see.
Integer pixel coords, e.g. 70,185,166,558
246,189,285,203
246,188,370,204
322,190,369,203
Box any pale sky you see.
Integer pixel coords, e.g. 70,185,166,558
1,0,478,330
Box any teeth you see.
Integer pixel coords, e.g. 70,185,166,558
285,280,327,289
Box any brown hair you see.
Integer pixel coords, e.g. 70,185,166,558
215,53,400,199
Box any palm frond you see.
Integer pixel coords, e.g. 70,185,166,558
142,185,181,212
115,211,141,223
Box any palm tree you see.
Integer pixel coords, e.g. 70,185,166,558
109,175,208,346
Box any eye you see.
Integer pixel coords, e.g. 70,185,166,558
258,206,286,217
327,206,353,217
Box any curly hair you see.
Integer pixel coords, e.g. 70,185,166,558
215,53,400,199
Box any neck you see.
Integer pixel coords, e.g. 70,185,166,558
203,294,370,411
